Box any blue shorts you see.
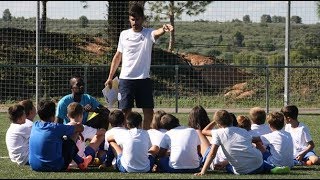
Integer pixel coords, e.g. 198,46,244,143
118,78,154,109
116,154,155,173
158,156,200,173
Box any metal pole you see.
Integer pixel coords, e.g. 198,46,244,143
265,66,270,114
175,65,179,113
284,1,291,106
36,1,40,110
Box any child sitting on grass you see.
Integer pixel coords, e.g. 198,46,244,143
5,104,31,165
281,105,320,166
29,99,87,172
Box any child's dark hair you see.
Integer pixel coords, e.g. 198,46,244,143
213,110,232,127
109,109,125,127
67,102,83,119
8,104,25,123
280,105,298,120
188,105,210,130
129,3,144,18
150,110,166,129
160,113,180,130
267,111,285,130
126,111,142,128
229,112,238,126
37,99,56,121
19,99,34,117
249,107,266,125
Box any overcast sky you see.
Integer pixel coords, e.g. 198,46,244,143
0,1,318,24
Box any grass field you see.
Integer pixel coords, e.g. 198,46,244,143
0,112,320,179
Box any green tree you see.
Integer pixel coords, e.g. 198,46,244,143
291,15,302,24
79,15,89,28
147,1,213,52
260,14,271,23
3,9,12,22
271,15,285,23
233,31,244,47
243,15,251,23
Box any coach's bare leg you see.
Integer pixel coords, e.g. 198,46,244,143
142,108,154,130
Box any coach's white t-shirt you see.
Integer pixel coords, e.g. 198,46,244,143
160,126,201,169
5,123,32,165
117,27,156,79
211,126,263,175
261,130,294,168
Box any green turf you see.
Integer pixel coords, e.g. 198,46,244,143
0,113,320,179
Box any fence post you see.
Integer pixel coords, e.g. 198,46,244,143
35,1,40,110
284,1,291,106
175,65,179,113
265,65,270,114
84,64,88,93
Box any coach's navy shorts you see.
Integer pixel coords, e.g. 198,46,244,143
118,78,154,109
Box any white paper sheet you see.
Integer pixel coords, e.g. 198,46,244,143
102,76,119,108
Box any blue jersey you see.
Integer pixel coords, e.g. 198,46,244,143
56,94,101,124
29,120,74,171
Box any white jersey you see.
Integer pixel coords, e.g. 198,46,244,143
160,126,201,169
115,128,151,172
76,125,97,157
104,127,127,150
147,128,167,147
5,123,32,165
117,27,156,79
251,124,272,136
211,126,263,175
285,122,313,158
24,119,33,127
261,130,294,168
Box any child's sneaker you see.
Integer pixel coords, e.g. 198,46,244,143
305,160,313,166
270,166,290,174
78,155,93,170
91,157,102,166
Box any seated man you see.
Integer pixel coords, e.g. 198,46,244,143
56,75,110,130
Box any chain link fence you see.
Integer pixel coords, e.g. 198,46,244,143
0,1,319,113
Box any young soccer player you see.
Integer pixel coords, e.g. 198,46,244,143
66,102,106,170
252,111,294,169
5,104,31,165
281,105,320,166
249,107,272,136
29,99,86,172
158,113,201,173
107,111,154,173
18,99,37,127
195,110,289,176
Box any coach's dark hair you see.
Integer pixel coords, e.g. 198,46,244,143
129,3,144,18
69,75,84,89
37,99,56,121
126,111,142,128
160,113,180,130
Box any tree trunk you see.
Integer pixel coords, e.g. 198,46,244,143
40,1,47,33
168,1,175,52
